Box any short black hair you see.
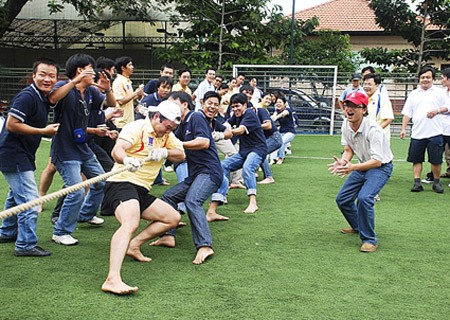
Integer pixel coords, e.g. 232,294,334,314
161,63,174,71
230,93,248,105
96,56,115,70
157,76,173,88
203,91,221,103
169,91,194,111
419,65,436,79
361,66,376,74
178,68,191,77
115,56,133,75
442,68,450,79
240,85,254,94
65,53,95,79
363,73,382,85
32,58,59,75
205,67,215,74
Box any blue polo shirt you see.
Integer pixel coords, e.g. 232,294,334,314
229,109,267,158
175,110,223,188
0,83,51,172
278,108,296,134
254,107,277,138
51,81,105,162
144,79,158,94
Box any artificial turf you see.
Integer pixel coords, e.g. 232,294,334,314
0,136,449,320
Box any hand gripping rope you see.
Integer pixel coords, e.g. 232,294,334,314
0,156,152,220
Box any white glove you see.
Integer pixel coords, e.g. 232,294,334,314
148,148,168,162
138,105,148,117
212,131,225,142
123,156,141,172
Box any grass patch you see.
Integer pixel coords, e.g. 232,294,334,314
0,136,450,320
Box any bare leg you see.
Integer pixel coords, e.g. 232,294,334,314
206,201,229,222
149,234,176,248
129,199,180,252
193,246,214,265
413,162,423,179
243,195,258,213
38,158,57,211
431,163,442,179
102,200,140,295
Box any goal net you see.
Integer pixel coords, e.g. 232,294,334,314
232,64,341,135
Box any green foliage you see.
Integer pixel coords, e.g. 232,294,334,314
292,30,360,74
365,0,450,71
155,0,290,70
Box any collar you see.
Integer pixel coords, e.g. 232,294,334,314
30,83,46,102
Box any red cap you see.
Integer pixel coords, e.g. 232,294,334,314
344,92,368,107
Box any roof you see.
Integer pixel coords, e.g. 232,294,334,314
293,0,383,32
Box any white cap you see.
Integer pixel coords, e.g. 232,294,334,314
148,100,181,124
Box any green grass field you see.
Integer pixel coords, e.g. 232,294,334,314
1,136,450,320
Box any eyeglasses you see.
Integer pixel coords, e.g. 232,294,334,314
343,103,364,109
79,99,90,116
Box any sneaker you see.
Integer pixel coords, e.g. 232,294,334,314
258,177,275,184
86,216,104,225
285,147,292,155
411,183,424,192
421,177,434,184
52,234,79,246
14,246,52,257
374,194,381,202
433,183,444,194
269,159,276,165
0,234,17,243
340,227,357,234
164,165,174,172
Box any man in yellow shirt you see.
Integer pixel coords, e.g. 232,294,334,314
101,100,185,295
172,68,192,95
112,56,144,128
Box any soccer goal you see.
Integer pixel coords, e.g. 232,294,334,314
233,64,341,135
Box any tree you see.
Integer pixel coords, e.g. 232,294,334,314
362,0,450,73
0,0,162,37
154,0,324,71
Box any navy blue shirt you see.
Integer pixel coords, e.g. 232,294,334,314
175,110,224,188
253,107,277,139
278,108,296,134
144,79,158,94
51,81,105,162
229,109,267,158
0,83,51,172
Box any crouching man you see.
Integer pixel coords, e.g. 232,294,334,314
101,101,185,295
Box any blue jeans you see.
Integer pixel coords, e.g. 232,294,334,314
53,156,105,236
261,131,283,178
162,173,218,249
336,162,393,245
211,152,264,201
1,170,39,251
271,132,296,160
175,161,188,213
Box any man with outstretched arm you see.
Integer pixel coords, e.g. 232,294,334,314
0,58,60,257
328,92,393,253
101,101,185,295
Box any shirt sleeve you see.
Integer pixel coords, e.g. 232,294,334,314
401,92,414,118
191,114,211,139
240,110,260,133
8,91,35,123
166,132,184,151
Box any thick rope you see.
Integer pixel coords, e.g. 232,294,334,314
0,156,152,220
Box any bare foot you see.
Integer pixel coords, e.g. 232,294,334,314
243,204,258,214
229,183,246,189
177,221,187,227
193,247,214,265
206,211,230,222
102,279,139,295
257,177,275,184
149,235,175,248
126,246,152,262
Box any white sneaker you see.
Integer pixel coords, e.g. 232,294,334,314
52,234,79,246
87,216,104,225
164,165,174,172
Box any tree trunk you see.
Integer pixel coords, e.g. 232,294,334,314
0,0,29,37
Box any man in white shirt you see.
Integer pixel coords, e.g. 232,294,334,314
193,68,215,111
400,66,448,193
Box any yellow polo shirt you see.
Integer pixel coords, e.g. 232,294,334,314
107,119,184,190
172,82,192,95
112,74,135,128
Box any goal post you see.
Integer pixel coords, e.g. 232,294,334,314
232,64,340,135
